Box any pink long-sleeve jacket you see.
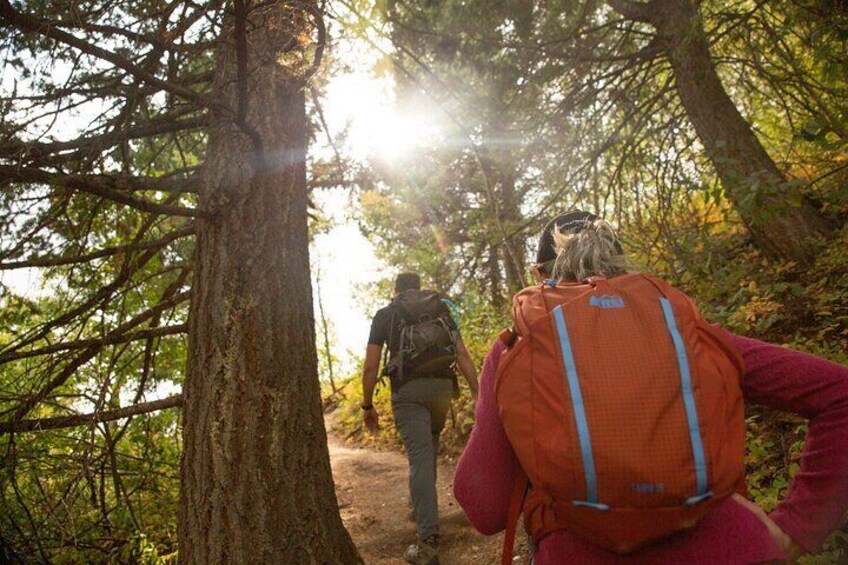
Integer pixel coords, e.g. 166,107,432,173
454,333,848,564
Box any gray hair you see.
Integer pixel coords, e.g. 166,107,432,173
551,219,627,282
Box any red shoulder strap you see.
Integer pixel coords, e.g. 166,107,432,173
511,285,551,337
637,272,671,297
502,469,529,565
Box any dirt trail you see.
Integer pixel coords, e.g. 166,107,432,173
328,422,508,564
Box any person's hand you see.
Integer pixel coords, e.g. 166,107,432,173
732,494,806,562
363,406,380,433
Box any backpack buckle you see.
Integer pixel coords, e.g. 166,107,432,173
583,276,607,288
498,328,517,347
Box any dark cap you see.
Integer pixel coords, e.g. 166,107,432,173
535,210,600,265
394,272,421,293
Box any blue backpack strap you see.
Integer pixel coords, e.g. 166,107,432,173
553,304,606,510
659,297,712,504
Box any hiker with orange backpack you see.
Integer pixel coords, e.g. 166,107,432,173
362,272,479,565
453,211,848,564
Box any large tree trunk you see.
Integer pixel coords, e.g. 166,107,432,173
616,0,832,266
179,3,361,563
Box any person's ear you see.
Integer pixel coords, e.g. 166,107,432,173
530,265,547,283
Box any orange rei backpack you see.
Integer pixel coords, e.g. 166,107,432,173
495,273,745,561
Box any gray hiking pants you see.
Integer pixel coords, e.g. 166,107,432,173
392,378,454,540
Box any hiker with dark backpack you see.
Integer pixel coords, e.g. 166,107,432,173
453,211,848,564
361,272,478,565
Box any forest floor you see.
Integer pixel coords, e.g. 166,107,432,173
327,416,526,564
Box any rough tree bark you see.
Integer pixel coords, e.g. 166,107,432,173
179,2,361,563
610,0,832,266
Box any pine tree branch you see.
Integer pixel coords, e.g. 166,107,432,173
0,113,207,162
0,324,187,364
1,166,211,218
0,395,183,434
1,241,184,357
4,290,191,423
0,224,195,270
0,0,205,104
0,166,199,194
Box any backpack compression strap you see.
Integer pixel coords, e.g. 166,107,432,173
502,468,530,565
378,308,396,384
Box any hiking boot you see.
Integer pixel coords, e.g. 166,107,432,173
404,535,440,565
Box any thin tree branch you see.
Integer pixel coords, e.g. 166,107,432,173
0,113,207,162
294,0,326,82
0,0,205,104
0,224,195,270
0,166,200,194
1,166,211,218
309,86,345,184
1,235,182,357
5,290,191,423
0,324,187,364
0,395,183,434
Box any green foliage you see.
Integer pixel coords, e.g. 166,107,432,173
0,0,202,558
109,533,177,565
331,373,402,450
745,413,804,513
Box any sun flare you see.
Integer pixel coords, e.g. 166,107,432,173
322,73,440,163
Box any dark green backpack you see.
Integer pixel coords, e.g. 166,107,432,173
384,289,458,388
